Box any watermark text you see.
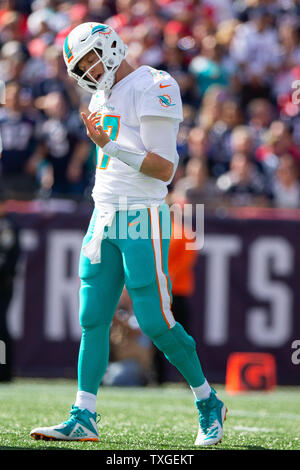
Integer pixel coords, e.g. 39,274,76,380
291,340,300,365
0,340,6,365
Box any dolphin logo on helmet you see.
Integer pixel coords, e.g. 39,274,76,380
91,25,112,36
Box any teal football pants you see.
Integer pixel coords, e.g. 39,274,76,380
78,203,206,394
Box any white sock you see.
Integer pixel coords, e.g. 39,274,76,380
191,380,211,401
75,390,97,414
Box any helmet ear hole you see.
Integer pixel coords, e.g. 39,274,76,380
111,41,117,56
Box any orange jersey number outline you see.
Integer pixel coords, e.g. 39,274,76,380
96,114,120,170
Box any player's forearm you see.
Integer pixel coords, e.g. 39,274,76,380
102,141,173,181
140,152,174,182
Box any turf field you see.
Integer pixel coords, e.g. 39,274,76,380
0,379,299,451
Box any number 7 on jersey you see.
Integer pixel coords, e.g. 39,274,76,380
96,114,120,170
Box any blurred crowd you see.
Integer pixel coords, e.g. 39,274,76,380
0,0,300,208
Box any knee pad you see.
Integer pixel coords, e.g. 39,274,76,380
152,322,196,366
123,242,155,289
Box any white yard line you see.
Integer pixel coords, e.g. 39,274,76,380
230,409,300,421
233,425,274,433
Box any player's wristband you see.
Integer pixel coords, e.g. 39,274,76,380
102,141,146,171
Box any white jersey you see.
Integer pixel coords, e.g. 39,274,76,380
88,65,183,208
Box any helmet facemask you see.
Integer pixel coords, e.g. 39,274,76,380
69,37,127,93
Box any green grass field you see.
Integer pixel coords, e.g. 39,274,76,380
0,379,299,451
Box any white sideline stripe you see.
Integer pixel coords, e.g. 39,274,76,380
104,402,300,423
230,410,300,421
233,425,274,433
149,206,175,329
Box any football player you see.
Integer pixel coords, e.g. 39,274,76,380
30,22,227,446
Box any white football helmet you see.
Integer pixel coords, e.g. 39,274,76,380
63,22,128,93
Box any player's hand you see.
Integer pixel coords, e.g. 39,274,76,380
81,112,110,148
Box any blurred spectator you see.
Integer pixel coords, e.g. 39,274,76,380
0,7,26,44
168,161,185,193
0,0,299,209
231,125,254,158
163,20,190,49
176,104,197,159
230,5,281,82
208,98,243,177
188,34,230,98
230,6,280,108
161,45,199,108
203,0,234,24
255,120,300,178
88,0,115,22
102,288,154,386
173,157,220,206
272,19,300,113
105,0,135,33
247,98,274,149
197,85,227,131
278,18,300,70
186,126,210,160
0,186,20,382
55,3,90,48
215,18,240,91
215,18,239,50
35,91,91,197
0,81,43,197
230,124,267,175
0,40,28,84
272,153,300,208
31,45,80,108
216,152,271,206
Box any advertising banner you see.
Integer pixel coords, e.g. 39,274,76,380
5,208,300,384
